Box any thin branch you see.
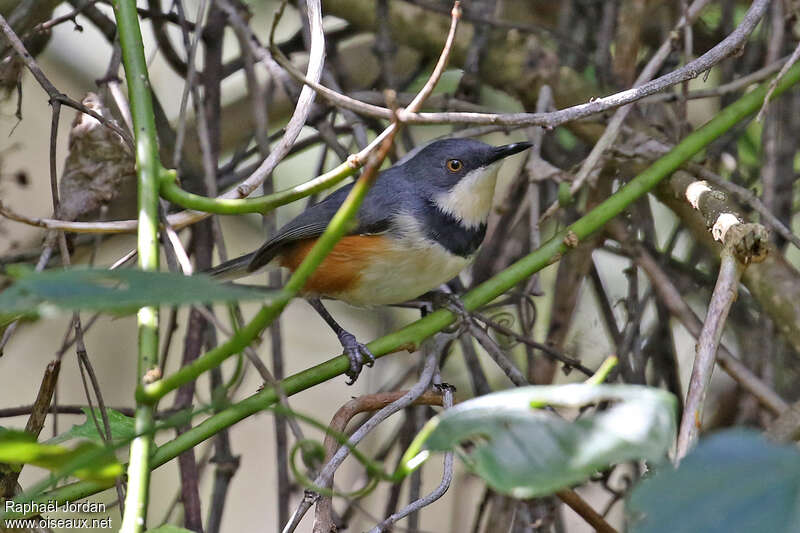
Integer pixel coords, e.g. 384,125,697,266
274,0,766,133
0,360,60,497
674,175,770,457
0,404,188,418
0,202,140,233
398,0,587,56
474,313,593,376
643,54,788,104
229,0,325,200
205,330,240,533
368,386,455,533
173,308,207,533
172,0,209,172
757,41,800,121
467,319,527,386
676,252,743,460
556,488,618,533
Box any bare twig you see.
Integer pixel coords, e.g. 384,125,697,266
676,251,743,459
398,0,586,56
0,202,140,233
556,488,618,533
458,335,491,396
757,43,800,121
172,0,209,172
0,404,189,418
206,335,240,533
230,0,325,200
642,55,788,103
467,320,528,387
368,386,455,533
473,313,593,376
173,309,208,533
0,360,60,497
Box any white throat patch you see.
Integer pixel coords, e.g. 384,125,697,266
433,163,500,229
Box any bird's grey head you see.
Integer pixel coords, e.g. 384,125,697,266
402,138,532,229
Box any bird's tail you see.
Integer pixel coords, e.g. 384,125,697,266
204,252,256,281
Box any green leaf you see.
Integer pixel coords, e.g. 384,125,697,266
0,267,280,319
146,526,195,533
628,429,800,533
0,429,122,482
401,384,676,498
49,408,136,445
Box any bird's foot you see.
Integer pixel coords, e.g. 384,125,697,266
431,291,471,331
338,330,375,385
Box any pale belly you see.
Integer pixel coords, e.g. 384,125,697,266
333,239,471,307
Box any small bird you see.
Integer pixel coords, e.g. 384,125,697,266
210,138,531,382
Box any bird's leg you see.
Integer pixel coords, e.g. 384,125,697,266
308,298,375,384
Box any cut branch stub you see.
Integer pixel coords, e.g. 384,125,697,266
723,223,770,265
677,172,770,265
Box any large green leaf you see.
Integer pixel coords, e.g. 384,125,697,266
628,430,800,533
0,429,122,482
146,526,195,533
48,408,136,445
0,267,279,320
401,384,676,498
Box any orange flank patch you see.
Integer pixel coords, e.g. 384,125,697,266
278,235,390,297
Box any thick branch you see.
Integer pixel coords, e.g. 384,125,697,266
657,174,800,355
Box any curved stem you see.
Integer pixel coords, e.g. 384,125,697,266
158,161,358,215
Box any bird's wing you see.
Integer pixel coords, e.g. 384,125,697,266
247,176,401,272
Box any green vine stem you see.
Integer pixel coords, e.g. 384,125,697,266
7,53,800,521
111,0,161,530
158,161,359,215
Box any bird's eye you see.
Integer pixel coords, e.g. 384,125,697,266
446,159,463,172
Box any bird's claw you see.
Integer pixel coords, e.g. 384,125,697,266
431,291,470,332
434,381,456,394
339,331,375,385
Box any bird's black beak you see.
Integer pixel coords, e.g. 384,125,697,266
488,142,533,164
